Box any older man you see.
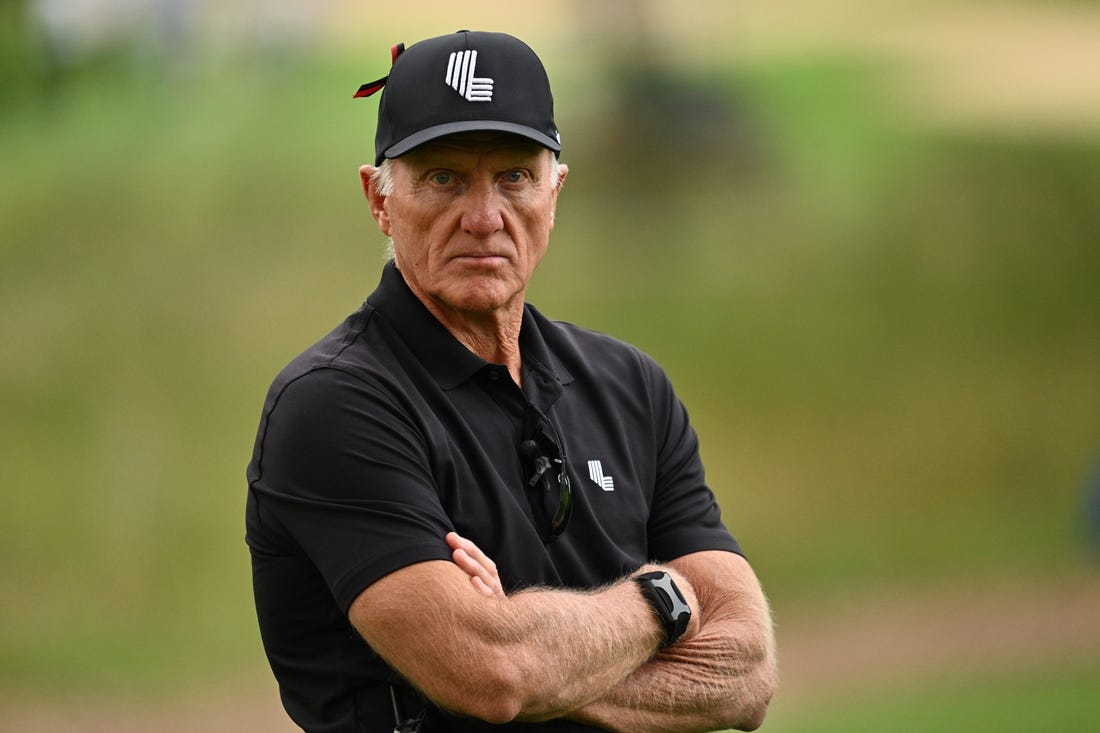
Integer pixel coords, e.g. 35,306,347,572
246,30,776,733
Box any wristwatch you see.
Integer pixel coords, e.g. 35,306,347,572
634,571,692,649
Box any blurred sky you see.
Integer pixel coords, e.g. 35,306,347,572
22,0,1100,135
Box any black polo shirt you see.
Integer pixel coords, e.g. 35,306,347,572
245,262,741,732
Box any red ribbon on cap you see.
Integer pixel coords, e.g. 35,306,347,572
353,43,405,98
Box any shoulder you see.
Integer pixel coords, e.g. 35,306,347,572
532,307,662,372
260,297,430,418
247,304,424,483
538,314,673,396
264,303,376,393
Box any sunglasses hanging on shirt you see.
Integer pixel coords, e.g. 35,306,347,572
519,404,573,542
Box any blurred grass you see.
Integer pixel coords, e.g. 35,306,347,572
1,39,1098,729
763,655,1100,733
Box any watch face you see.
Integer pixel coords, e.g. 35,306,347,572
652,573,691,617
637,571,691,647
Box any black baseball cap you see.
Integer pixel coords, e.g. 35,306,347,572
354,30,561,165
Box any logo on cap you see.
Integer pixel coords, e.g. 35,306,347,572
445,50,494,102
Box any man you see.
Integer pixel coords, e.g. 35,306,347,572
246,30,776,732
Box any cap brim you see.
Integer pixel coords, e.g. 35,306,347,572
383,120,561,160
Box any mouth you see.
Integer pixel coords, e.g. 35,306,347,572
452,253,510,266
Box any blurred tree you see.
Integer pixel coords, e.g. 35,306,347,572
0,0,37,107
573,0,763,190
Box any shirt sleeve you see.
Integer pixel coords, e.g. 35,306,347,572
247,367,454,612
638,350,744,562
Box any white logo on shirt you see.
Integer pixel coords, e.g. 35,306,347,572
587,460,615,492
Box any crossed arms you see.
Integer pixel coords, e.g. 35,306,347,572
348,533,777,732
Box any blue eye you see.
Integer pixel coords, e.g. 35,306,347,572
503,170,525,183
431,172,453,185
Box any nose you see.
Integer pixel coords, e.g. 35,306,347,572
460,180,504,237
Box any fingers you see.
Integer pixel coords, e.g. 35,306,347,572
446,532,496,571
446,532,505,598
453,548,498,597
470,576,495,597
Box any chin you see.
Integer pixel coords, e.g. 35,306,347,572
445,280,522,315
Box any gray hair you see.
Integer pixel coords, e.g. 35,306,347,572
367,163,397,260
371,159,396,197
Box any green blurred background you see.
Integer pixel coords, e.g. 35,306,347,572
3,1,1099,730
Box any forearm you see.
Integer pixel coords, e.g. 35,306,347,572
349,554,677,723
500,577,668,721
572,620,775,732
574,552,777,732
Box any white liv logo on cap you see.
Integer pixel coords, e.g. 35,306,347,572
445,50,495,102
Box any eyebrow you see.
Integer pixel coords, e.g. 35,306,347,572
404,150,548,178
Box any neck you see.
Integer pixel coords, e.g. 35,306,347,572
424,299,525,385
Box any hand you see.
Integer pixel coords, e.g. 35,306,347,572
446,531,505,599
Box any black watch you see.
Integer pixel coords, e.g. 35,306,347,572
634,571,692,649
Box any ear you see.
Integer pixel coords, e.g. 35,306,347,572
548,163,568,228
553,163,568,192
360,164,391,236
